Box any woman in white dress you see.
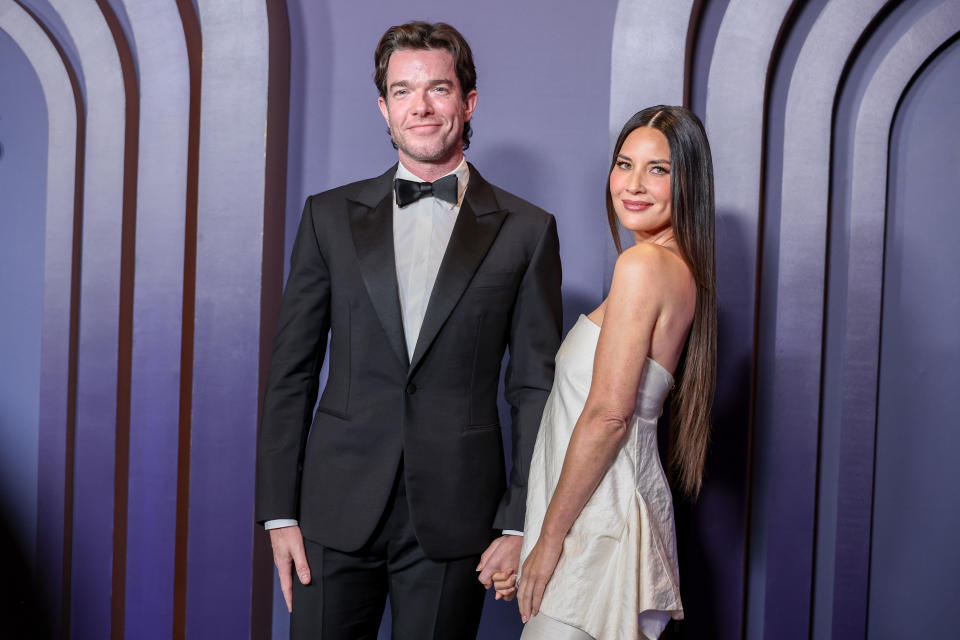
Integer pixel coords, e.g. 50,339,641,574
492,106,717,639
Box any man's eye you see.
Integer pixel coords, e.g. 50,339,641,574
433,86,449,93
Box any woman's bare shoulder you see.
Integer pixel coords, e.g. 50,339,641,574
613,243,694,296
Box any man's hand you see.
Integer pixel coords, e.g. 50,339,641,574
476,534,523,590
269,525,311,613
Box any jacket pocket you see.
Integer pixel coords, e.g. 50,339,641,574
314,404,351,421
462,422,499,433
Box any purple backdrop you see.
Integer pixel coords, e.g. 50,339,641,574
3,1,960,638
0,22,47,570
870,34,960,638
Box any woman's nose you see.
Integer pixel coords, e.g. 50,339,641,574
626,174,645,193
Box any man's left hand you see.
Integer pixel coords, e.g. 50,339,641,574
476,534,523,589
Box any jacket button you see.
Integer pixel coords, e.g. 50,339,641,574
406,383,417,395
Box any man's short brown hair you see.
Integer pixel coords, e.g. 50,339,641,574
374,21,477,149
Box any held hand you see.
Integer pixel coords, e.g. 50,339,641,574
269,525,311,613
492,569,518,601
476,534,523,589
517,537,563,623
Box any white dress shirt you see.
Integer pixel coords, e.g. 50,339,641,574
393,159,470,359
267,160,520,535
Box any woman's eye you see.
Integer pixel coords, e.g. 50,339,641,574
651,165,669,175
616,161,631,170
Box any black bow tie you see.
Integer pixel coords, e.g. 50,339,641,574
394,174,459,207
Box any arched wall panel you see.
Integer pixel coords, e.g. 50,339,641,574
686,0,729,116
119,1,191,637
185,1,271,637
698,3,793,638
837,3,960,636
0,6,46,605
814,1,950,634
43,1,131,637
0,4,78,638
870,32,960,638
759,1,887,636
609,0,695,144
18,0,85,98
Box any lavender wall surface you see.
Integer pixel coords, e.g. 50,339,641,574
0,23,47,567
0,5,80,635
119,2,189,637
3,1,960,638
870,35,960,638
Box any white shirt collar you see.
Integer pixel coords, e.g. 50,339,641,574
395,158,470,208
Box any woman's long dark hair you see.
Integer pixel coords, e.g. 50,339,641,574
606,106,717,498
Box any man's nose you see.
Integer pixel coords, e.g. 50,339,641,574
411,91,434,116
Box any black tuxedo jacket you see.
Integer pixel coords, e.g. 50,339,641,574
256,163,562,559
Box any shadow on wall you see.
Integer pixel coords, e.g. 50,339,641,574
668,208,753,639
711,208,753,520
0,503,49,639
470,141,548,206
471,141,599,334
284,0,333,258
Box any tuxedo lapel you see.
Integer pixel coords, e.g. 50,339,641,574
348,167,409,367
410,166,507,372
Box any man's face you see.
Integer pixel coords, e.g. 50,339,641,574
378,48,478,167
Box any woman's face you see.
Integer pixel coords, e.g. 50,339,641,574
608,126,673,243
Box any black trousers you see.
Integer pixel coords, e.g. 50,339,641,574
291,466,487,639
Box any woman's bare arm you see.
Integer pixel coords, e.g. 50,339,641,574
518,243,692,619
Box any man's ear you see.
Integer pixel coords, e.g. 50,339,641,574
462,89,478,122
377,96,390,125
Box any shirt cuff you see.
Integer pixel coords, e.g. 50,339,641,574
502,529,524,536
264,519,298,530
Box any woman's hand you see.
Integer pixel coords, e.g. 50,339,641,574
517,536,564,622
492,569,517,601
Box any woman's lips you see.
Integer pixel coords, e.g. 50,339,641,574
621,199,652,211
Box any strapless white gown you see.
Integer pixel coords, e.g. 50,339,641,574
520,315,683,640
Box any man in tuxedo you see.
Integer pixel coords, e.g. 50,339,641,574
256,21,562,639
